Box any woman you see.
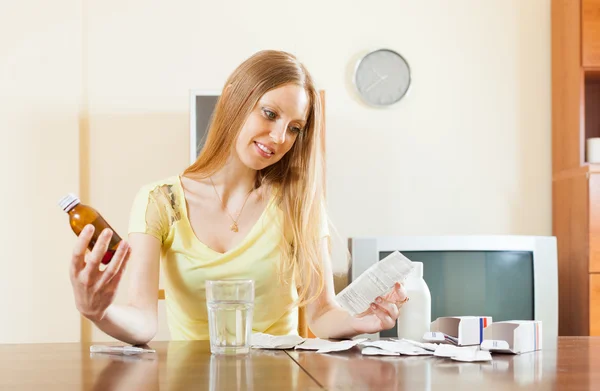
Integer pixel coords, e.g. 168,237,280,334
69,50,407,345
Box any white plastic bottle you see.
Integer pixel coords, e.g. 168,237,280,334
397,262,431,341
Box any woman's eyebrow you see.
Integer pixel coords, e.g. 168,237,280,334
261,99,307,124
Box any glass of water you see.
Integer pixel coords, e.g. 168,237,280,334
206,279,255,355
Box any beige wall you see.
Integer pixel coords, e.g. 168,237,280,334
0,0,82,343
1,0,551,343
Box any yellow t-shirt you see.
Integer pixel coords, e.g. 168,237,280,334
128,175,307,340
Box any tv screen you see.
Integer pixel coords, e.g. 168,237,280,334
378,250,534,338
192,94,219,159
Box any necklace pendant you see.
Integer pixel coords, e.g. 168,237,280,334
230,222,239,232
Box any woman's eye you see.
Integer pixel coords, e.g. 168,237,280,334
263,109,276,120
289,126,302,134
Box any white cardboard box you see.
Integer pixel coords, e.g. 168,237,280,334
480,320,542,354
424,316,492,346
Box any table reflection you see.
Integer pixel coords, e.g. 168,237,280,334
289,344,557,391
89,342,317,391
86,339,574,391
89,351,159,391
0,337,594,390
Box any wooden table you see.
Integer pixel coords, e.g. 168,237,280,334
0,337,598,390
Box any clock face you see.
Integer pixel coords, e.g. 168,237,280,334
354,49,411,106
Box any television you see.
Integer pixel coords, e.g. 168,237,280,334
348,235,558,344
189,90,220,164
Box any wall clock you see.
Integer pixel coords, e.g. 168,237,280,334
354,49,411,107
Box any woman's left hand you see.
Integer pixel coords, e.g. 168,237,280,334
349,282,408,335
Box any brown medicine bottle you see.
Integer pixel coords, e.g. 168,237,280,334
59,194,122,264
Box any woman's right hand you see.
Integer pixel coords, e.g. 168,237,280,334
70,225,131,322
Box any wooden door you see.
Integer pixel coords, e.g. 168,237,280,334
583,0,600,66
590,174,600,272
591,274,600,335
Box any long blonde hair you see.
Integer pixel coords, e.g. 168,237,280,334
183,50,326,307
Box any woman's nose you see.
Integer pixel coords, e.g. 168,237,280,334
269,123,287,144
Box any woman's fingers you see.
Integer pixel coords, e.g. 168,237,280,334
375,296,400,318
370,297,398,328
106,250,130,291
351,282,411,332
369,302,394,328
83,229,114,274
71,225,95,278
98,240,130,287
385,282,408,304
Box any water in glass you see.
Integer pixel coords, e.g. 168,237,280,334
208,300,253,354
206,279,255,355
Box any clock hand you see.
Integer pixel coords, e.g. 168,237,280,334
371,67,385,79
365,74,388,92
365,78,385,92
